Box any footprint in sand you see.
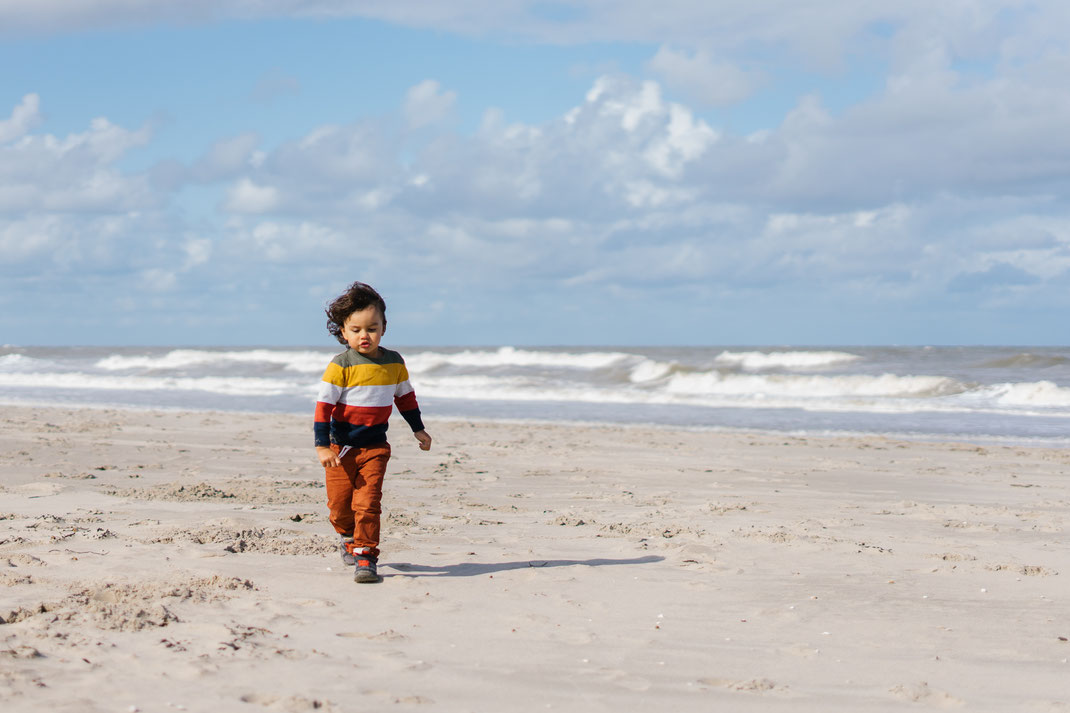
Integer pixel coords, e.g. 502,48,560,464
697,677,783,693
239,693,337,712
3,554,47,567
335,630,407,641
984,563,1059,576
889,682,965,707
14,482,65,497
589,668,651,692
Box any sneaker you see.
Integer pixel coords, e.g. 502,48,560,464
351,547,380,583
339,535,355,566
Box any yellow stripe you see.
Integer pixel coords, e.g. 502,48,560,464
322,361,408,387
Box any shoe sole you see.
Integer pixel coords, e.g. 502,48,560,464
354,571,381,583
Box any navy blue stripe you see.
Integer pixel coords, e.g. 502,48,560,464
330,421,389,448
313,421,332,448
400,407,424,433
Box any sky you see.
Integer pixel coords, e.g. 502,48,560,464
2,0,1070,347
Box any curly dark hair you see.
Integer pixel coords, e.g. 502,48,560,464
325,281,387,345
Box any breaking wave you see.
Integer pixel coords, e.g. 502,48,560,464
95,349,329,374
665,372,963,399
714,350,862,370
0,371,306,397
405,347,630,373
3,345,1069,437
985,380,1070,408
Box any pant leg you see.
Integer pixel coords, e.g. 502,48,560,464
350,443,391,559
324,444,356,536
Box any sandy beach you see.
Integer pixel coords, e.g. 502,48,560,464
1,405,1068,712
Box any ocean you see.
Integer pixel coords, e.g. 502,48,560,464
2,345,1069,446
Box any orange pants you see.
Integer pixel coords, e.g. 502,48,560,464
324,442,391,559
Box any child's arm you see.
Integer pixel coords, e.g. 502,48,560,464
394,358,429,450
314,359,344,467
316,445,341,468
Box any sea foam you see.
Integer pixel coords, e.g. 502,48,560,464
0,371,307,397
987,380,1070,408
95,349,330,374
666,371,961,399
405,346,630,373
0,354,44,371
3,345,1069,441
714,350,861,370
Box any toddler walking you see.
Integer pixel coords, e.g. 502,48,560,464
314,282,432,583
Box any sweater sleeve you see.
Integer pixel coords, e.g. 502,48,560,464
394,361,425,432
314,362,344,447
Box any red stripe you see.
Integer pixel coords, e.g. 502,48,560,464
395,392,419,411
314,401,335,423
335,404,393,426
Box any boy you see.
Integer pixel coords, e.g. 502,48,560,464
314,281,432,583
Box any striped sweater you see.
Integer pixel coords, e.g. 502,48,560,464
314,347,424,448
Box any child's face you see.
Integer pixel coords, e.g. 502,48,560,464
341,306,384,357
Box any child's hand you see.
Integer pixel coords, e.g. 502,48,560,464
316,446,340,468
414,430,432,451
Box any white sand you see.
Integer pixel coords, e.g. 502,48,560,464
1,405,1068,711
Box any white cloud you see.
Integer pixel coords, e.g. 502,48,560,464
159,61,1065,311
0,152,216,295
5,63,1068,307
183,237,212,268
389,74,719,217
27,116,151,166
139,267,178,291
0,97,153,214
5,1,1046,74
621,180,695,209
0,213,60,265
0,211,181,280
404,80,457,129
760,63,1070,204
194,133,261,181
647,46,760,106
0,0,224,34
226,219,356,263
0,93,41,143
643,103,718,178
224,178,280,213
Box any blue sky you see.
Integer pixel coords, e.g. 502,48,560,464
2,1,1069,346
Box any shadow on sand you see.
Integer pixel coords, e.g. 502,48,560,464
383,555,664,578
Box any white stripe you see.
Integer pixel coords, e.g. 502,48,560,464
395,379,415,398
337,383,398,407
317,381,343,404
